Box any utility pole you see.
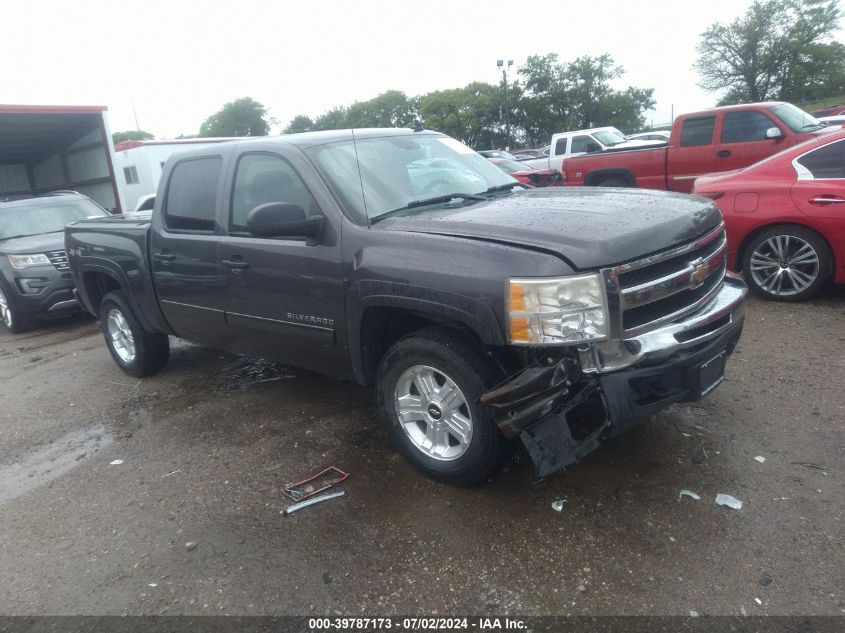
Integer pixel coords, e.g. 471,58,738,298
497,59,513,150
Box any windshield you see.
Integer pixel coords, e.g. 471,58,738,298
494,159,532,173
305,134,516,222
0,198,108,240
592,129,626,146
770,103,823,133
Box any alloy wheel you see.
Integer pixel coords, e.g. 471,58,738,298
749,234,820,297
107,308,136,363
0,288,12,329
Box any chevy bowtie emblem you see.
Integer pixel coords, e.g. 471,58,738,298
690,260,709,288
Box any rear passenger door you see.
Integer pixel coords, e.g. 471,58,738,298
714,110,785,172
150,155,229,345
667,115,716,192
218,150,346,374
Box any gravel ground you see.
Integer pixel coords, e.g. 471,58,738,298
0,290,842,616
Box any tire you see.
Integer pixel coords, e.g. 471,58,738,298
596,177,629,188
741,225,832,301
376,327,512,486
99,291,169,377
0,286,32,334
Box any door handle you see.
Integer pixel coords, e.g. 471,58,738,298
809,196,845,205
716,150,732,158
222,258,250,271
152,252,175,263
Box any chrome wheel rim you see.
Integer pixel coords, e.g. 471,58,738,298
107,308,136,363
394,365,473,461
0,288,12,329
749,235,819,297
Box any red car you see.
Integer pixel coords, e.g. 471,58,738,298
693,129,845,301
488,158,564,187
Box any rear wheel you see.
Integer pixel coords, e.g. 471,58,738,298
741,226,831,301
376,327,512,486
99,291,169,376
0,287,31,334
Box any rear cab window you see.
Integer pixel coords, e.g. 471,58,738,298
680,116,716,147
554,137,568,156
164,157,222,232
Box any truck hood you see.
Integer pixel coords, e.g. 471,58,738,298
374,188,722,270
0,231,66,255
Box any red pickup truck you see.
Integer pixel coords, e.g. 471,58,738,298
562,102,838,192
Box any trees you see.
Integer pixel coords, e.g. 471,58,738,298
198,97,270,137
695,0,843,104
418,82,504,149
112,130,154,145
283,115,315,134
517,53,654,145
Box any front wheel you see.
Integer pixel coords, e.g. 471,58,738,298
376,327,512,486
99,291,169,377
596,177,629,188
0,286,31,334
741,226,831,301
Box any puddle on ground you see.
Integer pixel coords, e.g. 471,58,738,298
0,424,112,504
210,357,295,392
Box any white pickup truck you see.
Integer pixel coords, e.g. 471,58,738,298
522,126,664,171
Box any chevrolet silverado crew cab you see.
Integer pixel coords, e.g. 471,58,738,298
522,126,662,172
66,129,748,486
562,102,838,192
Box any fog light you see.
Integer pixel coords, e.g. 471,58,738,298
17,277,49,295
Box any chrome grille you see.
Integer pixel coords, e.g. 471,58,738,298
46,250,69,272
602,224,727,336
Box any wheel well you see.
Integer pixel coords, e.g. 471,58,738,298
83,272,122,312
735,222,836,273
585,169,635,187
359,307,482,385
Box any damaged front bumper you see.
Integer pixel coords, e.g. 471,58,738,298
482,275,748,478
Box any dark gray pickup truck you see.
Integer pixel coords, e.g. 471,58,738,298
66,128,748,485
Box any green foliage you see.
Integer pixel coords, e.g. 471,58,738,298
112,130,154,144
517,53,654,145
696,0,843,103
418,82,506,149
199,97,270,137
283,115,315,134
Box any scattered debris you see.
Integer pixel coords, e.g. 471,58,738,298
772,497,789,501
759,575,773,587
576,584,586,592
551,499,567,512
161,470,181,478
148,583,157,588
281,490,347,516
792,462,829,471
754,597,762,605
212,357,295,392
754,456,766,463
282,466,349,502
322,573,332,585
715,494,743,510
29,355,42,362
109,459,124,466
185,542,198,551
689,610,699,618
679,489,701,501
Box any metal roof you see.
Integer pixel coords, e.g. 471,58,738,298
0,105,107,164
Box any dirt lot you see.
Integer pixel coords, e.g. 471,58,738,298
0,290,842,616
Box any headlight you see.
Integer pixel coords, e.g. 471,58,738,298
507,273,609,345
7,253,51,269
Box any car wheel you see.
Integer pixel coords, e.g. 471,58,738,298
0,286,31,334
376,327,512,486
99,290,169,377
597,177,629,187
741,226,832,301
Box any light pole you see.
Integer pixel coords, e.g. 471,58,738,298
497,59,513,150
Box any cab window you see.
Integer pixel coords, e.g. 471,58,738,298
230,154,319,234
554,137,568,155
721,111,776,143
164,157,221,232
680,116,715,147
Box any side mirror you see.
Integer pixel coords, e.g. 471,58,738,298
246,202,322,239
765,127,784,139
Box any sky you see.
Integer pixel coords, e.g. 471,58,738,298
3,0,843,139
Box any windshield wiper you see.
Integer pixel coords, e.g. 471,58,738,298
483,183,523,195
801,123,822,130
0,234,34,241
372,193,486,223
